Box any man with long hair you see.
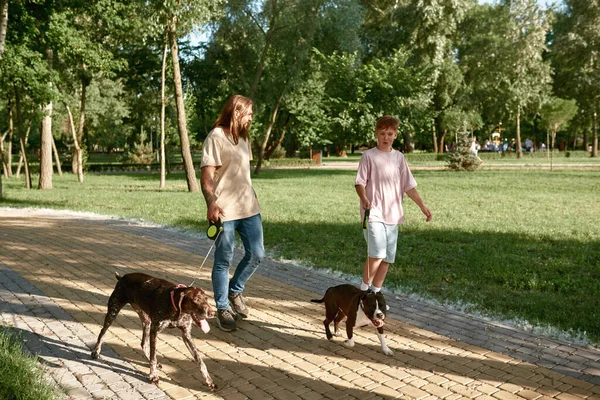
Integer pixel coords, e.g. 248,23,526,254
200,95,265,332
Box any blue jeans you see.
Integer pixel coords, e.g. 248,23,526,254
212,213,264,311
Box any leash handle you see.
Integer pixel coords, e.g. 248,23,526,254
362,208,370,230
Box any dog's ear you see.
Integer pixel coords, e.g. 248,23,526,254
177,289,193,317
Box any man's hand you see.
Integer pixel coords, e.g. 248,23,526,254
207,202,224,223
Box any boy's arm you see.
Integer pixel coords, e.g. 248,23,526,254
200,166,224,222
355,184,370,210
406,188,432,222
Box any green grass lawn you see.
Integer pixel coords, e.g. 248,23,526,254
0,327,64,400
1,168,599,344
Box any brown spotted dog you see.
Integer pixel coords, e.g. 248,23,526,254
91,272,216,389
312,284,393,355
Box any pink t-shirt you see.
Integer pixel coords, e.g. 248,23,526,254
355,148,417,225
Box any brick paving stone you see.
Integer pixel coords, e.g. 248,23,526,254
397,384,430,399
2,209,600,400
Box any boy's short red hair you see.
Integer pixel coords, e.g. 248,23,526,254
376,115,400,132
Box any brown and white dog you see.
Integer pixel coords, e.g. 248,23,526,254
91,272,216,389
311,284,393,355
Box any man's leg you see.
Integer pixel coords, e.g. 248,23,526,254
229,214,264,317
212,220,238,331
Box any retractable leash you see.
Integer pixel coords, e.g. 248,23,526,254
189,218,223,287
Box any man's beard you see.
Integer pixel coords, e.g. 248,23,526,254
239,122,251,138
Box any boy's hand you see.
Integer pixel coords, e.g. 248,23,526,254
422,206,432,222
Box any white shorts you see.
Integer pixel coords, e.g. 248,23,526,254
363,221,398,263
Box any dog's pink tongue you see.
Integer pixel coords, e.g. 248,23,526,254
200,319,210,333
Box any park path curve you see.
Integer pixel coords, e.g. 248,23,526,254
1,207,599,400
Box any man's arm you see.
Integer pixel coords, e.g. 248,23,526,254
200,166,224,222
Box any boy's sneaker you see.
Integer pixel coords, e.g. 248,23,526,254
229,292,249,319
216,309,237,332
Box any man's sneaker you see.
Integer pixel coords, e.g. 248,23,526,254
229,292,249,319
216,309,237,332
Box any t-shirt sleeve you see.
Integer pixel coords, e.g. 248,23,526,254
355,153,369,186
400,156,417,194
201,134,222,168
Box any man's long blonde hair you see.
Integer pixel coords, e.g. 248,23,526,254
213,95,253,145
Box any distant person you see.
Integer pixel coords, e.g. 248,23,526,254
200,94,264,332
355,115,432,294
470,136,483,164
525,138,533,152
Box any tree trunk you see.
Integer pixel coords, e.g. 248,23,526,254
51,135,62,176
249,0,277,100
432,119,438,154
516,105,523,159
168,17,199,193
71,71,87,181
551,126,557,171
65,105,84,183
0,0,7,60
439,130,447,153
264,126,287,160
6,103,13,176
254,93,283,175
39,48,54,190
15,90,32,189
1,104,12,177
403,130,414,153
1,128,8,178
16,112,32,179
593,106,598,158
0,0,7,200
160,40,168,189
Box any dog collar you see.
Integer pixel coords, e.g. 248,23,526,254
170,284,187,311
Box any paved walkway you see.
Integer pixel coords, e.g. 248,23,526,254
1,207,599,400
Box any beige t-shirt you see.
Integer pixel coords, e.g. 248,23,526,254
201,127,260,221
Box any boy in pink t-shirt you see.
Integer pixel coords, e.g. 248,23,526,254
355,116,432,293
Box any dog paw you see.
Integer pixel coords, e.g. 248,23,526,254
207,381,217,391
90,351,99,359
382,347,394,356
343,339,355,348
148,374,159,384
333,331,342,337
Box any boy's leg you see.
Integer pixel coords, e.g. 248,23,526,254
371,261,389,289
363,257,385,287
372,224,398,290
362,221,387,290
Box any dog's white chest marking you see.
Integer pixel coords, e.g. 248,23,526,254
354,305,370,327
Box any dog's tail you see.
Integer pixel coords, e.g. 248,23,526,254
114,272,122,281
310,298,325,304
